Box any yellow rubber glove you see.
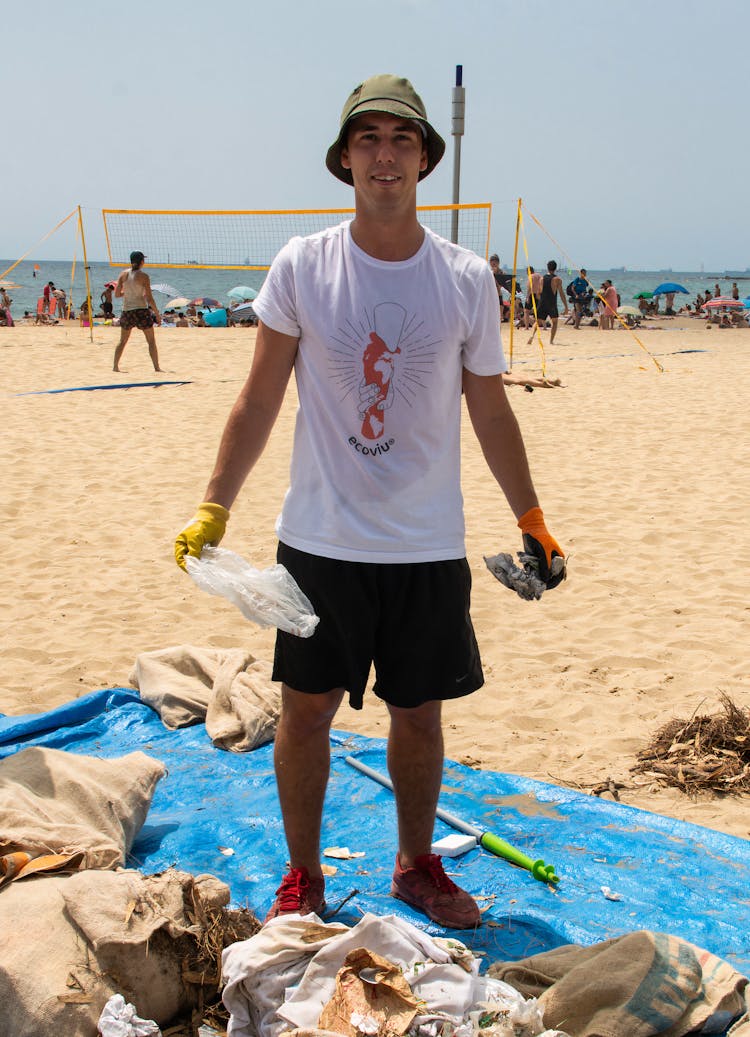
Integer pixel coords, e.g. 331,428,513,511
174,502,230,571
517,506,566,589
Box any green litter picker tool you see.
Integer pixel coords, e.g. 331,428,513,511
345,755,559,885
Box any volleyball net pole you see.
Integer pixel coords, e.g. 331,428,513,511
450,64,465,245
78,206,94,343
508,197,522,368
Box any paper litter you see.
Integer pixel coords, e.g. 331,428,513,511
97,993,161,1036
484,552,565,601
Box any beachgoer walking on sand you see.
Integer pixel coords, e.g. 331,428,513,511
528,260,568,344
113,251,162,372
174,72,565,931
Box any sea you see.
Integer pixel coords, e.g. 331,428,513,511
2,258,748,318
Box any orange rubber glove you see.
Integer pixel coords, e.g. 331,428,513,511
174,502,230,571
517,506,566,589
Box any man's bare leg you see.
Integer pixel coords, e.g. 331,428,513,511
274,684,344,878
113,328,132,371
386,700,443,866
549,317,559,345
143,327,163,372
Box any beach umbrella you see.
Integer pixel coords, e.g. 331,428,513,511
166,296,192,308
151,283,181,297
230,302,256,319
617,305,641,317
633,291,653,299
652,282,688,296
227,285,258,301
704,297,744,308
191,297,219,308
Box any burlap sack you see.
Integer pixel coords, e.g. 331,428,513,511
0,746,165,869
129,644,280,751
0,868,230,1037
490,930,748,1037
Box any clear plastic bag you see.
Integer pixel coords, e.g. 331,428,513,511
185,546,319,638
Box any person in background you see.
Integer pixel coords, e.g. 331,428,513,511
569,269,589,329
731,283,740,301
101,283,115,320
43,281,55,314
714,284,721,298
528,260,568,344
601,279,619,330
174,72,565,930
113,250,162,372
54,286,67,320
0,285,13,326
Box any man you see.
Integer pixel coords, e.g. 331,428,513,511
528,260,568,345
53,286,67,320
101,282,115,320
569,269,589,329
43,281,55,314
524,266,542,329
174,74,565,930
489,254,513,321
113,250,162,372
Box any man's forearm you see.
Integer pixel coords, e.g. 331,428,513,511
203,390,283,510
475,406,540,519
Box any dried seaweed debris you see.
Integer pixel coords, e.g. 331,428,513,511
632,693,750,796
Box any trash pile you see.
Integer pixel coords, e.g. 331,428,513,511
222,912,569,1037
632,693,750,795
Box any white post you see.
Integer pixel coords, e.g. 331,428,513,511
451,65,465,245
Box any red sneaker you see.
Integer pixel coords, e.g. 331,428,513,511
264,866,326,923
391,853,480,929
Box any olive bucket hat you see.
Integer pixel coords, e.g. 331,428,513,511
326,73,446,185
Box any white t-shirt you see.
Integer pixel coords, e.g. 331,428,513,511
253,221,506,563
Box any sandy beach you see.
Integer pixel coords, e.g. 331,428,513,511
2,317,748,840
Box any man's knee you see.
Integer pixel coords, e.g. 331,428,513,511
387,699,442,737
280,684,343,733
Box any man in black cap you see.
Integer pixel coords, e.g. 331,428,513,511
175,74,565,928
113,250,162,372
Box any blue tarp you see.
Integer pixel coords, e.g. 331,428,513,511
1,688,748,974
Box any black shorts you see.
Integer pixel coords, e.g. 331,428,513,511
273,542,484,710
536,302,558,320
120,307,156,330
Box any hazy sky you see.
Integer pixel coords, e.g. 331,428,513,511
3,0,747,270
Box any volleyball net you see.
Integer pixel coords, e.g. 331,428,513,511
101,204,493,270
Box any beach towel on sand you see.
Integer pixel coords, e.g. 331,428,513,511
0,746,164,879
129,644,280,752
0,868,229,1037
489,930,749,1036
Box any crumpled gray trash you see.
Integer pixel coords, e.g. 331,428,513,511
484,551,565,601
97,993,161,1036
185,546,319,637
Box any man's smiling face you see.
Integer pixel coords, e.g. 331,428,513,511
340,112,428,206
